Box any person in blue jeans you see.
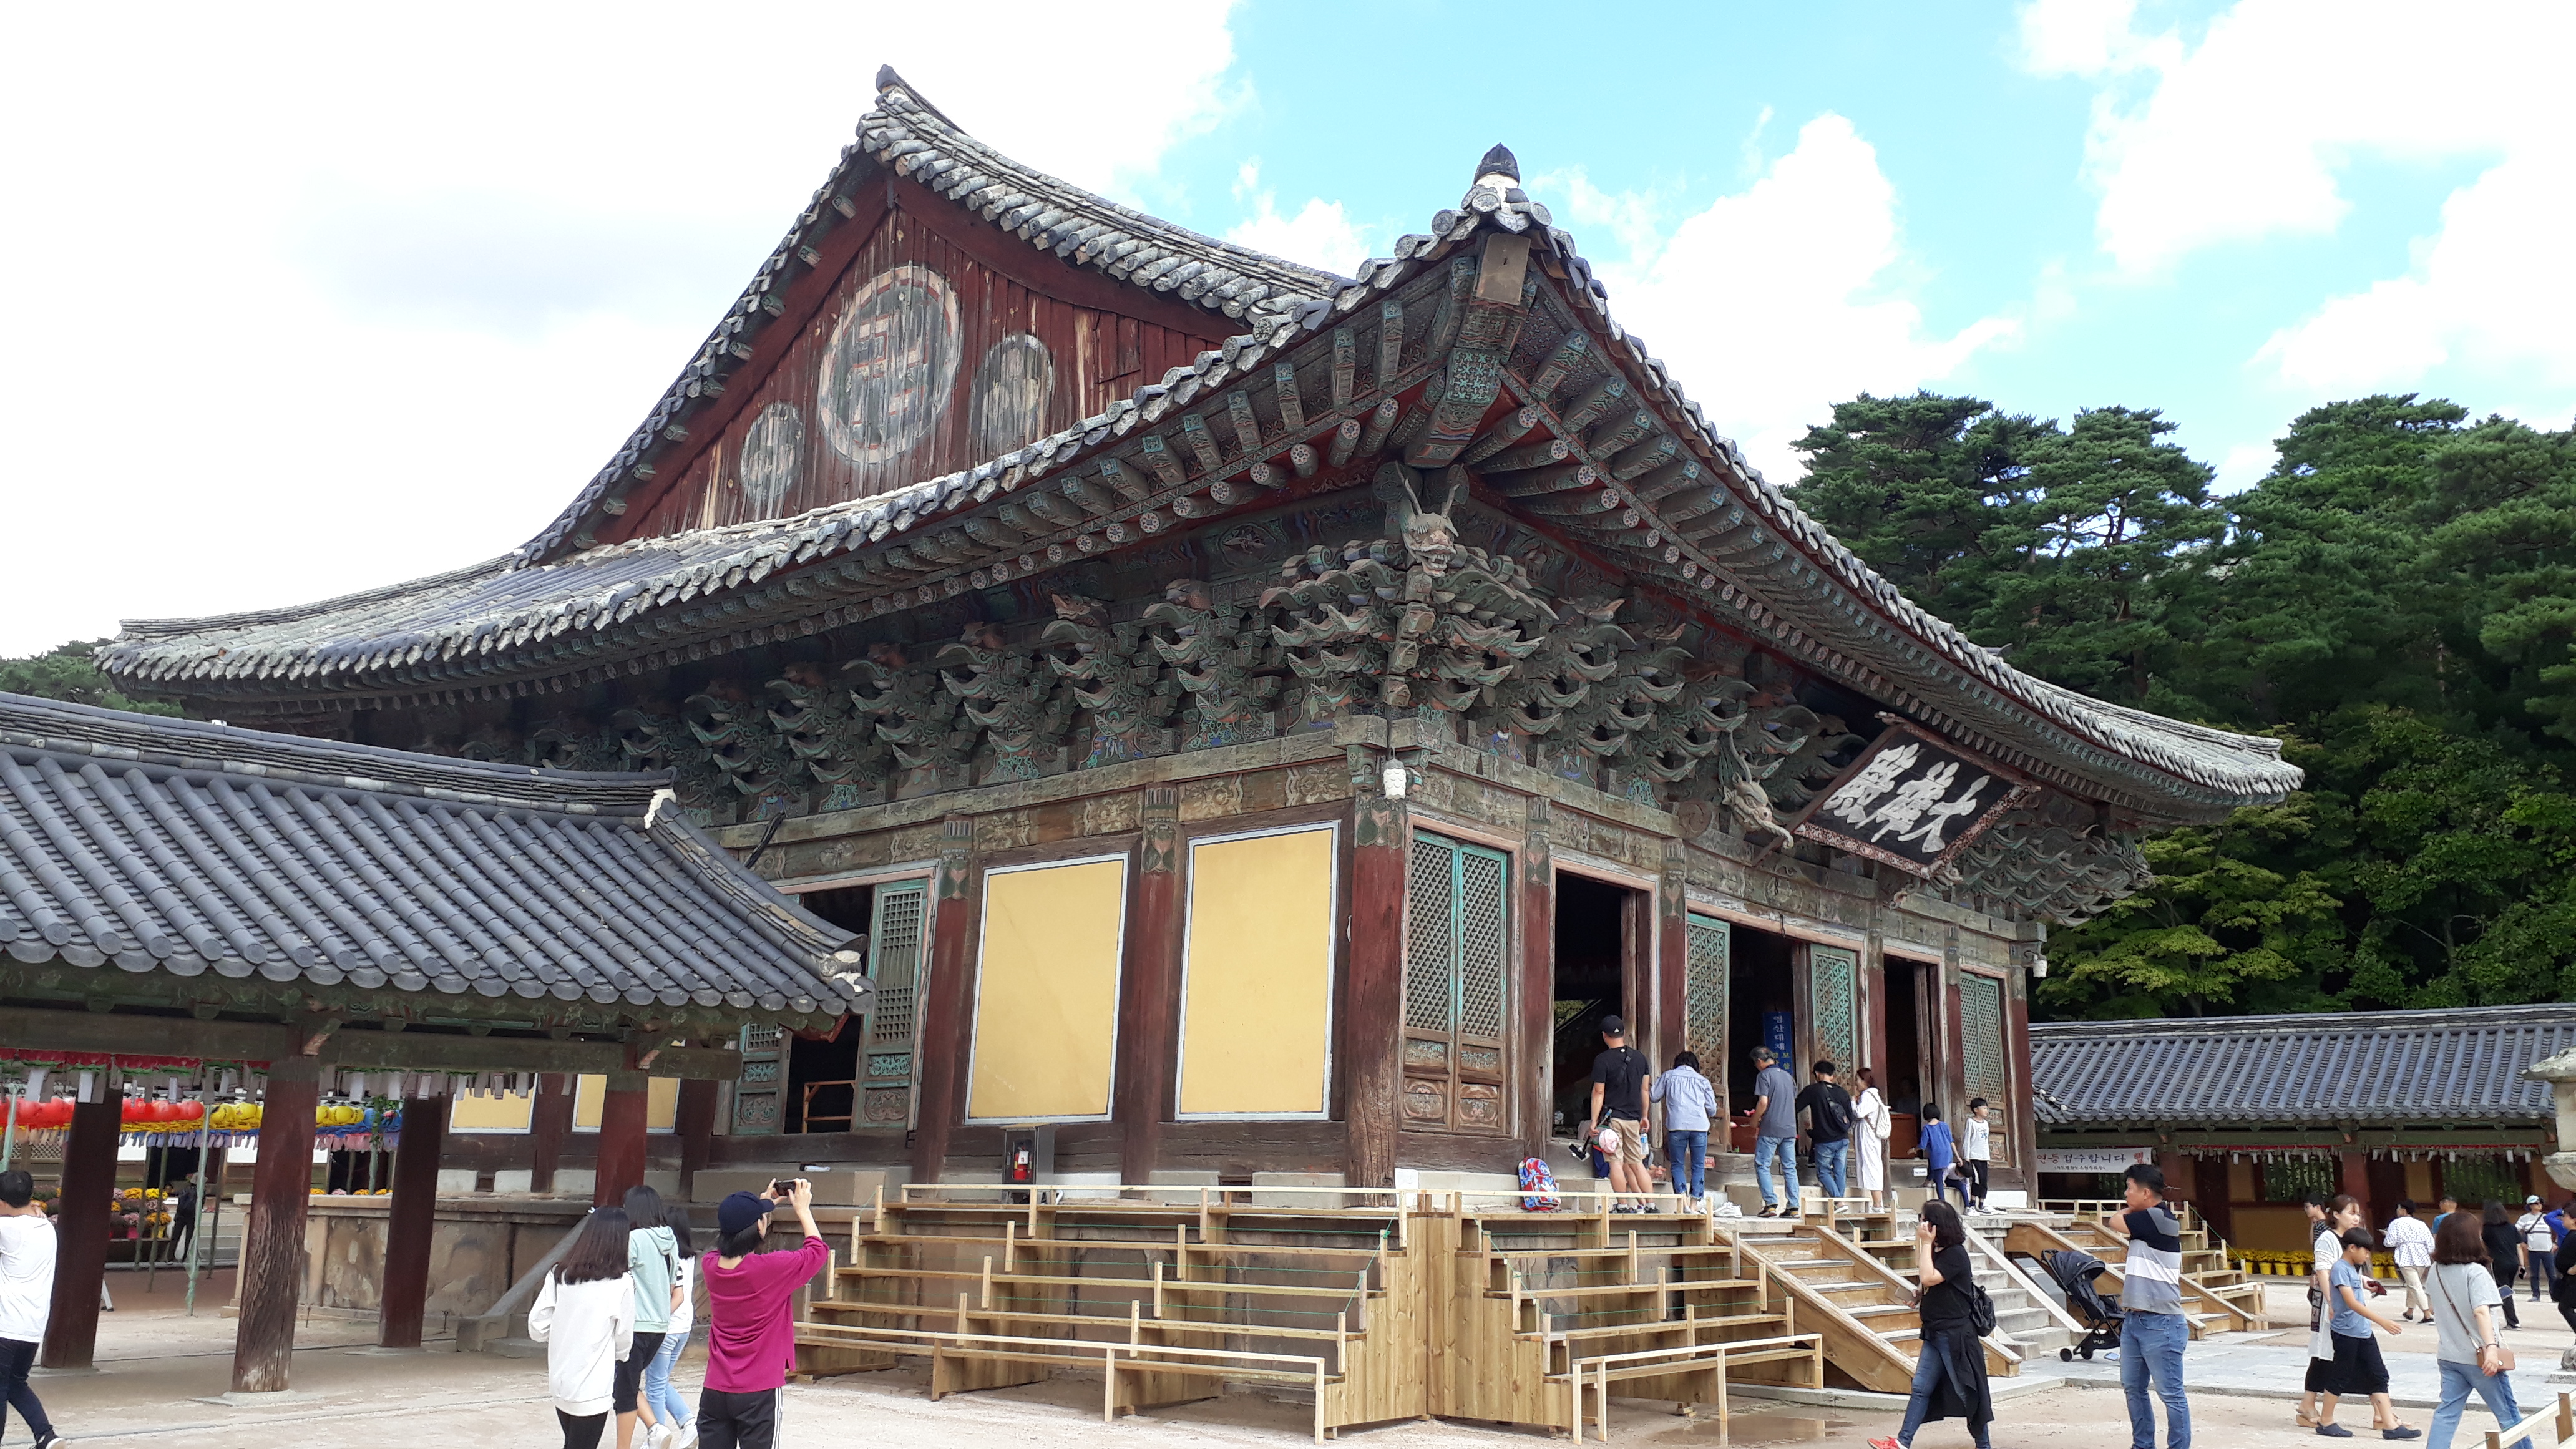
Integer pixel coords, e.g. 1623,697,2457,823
2425,1211,2529,1449
1795,1061,1856,1201
1918,1107,1961,1210
1744,1046,1800,1217
2099,1163,2190,1449
642,1215,698,1448
1651,1050,1719,1208
1868,1201,1991,1449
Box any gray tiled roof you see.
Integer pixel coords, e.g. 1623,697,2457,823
102,99,2300,822
2030,1005,2576,1126
0,693,864,1017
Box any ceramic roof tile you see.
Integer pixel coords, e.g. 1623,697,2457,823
2029,1005,2576,1126
0,693,864,1017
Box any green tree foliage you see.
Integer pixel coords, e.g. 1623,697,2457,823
1792,391,2576,1017
0,639,183,716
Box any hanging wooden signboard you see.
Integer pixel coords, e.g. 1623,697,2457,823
1788,722,2034,876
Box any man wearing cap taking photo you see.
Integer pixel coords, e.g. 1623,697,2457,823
697,1179,826,1449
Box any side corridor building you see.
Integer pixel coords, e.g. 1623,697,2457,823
102,71,2300,1198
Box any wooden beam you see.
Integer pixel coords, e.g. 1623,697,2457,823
675,1078,718,1200
910,816,978,1184
39,1097,119,1370
233,1055,320,1393
378,1093,450,1349
0,1008,744,1079
1518,801,1557,1166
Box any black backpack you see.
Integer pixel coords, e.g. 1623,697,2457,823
1967,1278,1999,1335
1816,1085,1855,1139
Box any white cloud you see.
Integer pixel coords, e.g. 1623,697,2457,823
2021,0,2576,414
1541,115,2017,483
1222,162,1373,277
0,2,1245,656
2213,441,2278,495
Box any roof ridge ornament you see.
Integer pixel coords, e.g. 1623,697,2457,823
872,64,965,133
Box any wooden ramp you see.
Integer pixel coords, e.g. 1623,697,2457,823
1724,1217,2021,1392
2001,1217,2257,1335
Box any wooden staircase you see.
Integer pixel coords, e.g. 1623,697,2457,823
1726,1219,2022,1392
2000,1214,2262,1335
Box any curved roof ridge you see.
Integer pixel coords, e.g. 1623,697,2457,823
2032,1001,2576,1036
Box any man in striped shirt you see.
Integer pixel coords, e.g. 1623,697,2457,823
2101,1163,2190,1449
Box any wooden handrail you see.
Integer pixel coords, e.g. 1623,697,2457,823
1568,1332,1825,1442
2486,1389,2574,1449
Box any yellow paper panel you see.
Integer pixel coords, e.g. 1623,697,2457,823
572,1074,681,1131
965,856,1126,1121
447,1091,535,1132
1178,827,1335,1117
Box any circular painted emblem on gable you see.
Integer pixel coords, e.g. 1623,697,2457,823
738,401,804,512
967,332,1054,459
817,264,961,465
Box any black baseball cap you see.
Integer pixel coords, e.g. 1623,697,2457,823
1601,1015,1626,1035
717,1190,778,1237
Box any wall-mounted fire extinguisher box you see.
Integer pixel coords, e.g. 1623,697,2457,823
1000,1124,1054,1200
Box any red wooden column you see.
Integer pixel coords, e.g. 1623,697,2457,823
1863,935,1891,1092
909,814,978,1185
39,1095,122,1370
1516,801,1556,1163
675,1078,719,1201
233,1056,321,1393
1344,791,1408,1189
1118,788,1182,1182
1653,839,1687,1077
2338,1151,2374,1223
378,1093,450,1349
529,1072,575,1194
592,1070,649,1207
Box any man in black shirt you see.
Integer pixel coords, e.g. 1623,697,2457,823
1588,1016,1654,1214
1794,1062,1856,1203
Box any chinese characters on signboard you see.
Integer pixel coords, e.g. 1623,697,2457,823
1790,724,2027,874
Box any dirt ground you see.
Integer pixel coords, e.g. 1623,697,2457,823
16,1269,2568,1448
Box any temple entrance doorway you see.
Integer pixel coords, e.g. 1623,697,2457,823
1550,872,1642,1139
1724,925,1796,1120
1883,955,1931,1161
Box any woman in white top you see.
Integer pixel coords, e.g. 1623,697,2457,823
1852,1067,1893,1210
530,1208,638,1449
2298,1194,2363,1429
2425,1211,2529,1449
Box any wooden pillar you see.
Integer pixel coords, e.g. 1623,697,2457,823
675,1079,718,1201
593,1069,649,1208
39,1095,122,1370
233,1055,320,1393
909,815,977,1185
1652,840,1686,1080
2339,1150,2373,1222
2005,962,2036,1193
529,1073,575,1194
1118,788,1182,1183
377,1094,449,1349
1343,791,1408,1188
1517,801,1556,1163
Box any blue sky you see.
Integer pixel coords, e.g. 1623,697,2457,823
2,0,2569,655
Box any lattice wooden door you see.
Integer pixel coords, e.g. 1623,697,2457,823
1402,832,1510,1134
1808,945,1858,1071
860,879,930,1129
1959,970,2008,1163
1682,914,1730,1066
734,1021,784,1134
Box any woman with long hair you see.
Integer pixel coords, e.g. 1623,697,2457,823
1853,1067,1893,1211
2425,1211,2530,1449
1868,1200,1991,1449
619,1186,684,1449
2300,1194,2365,1428
2480,1203,2523,1330
530,1208,637,1449
640,1212,699,1449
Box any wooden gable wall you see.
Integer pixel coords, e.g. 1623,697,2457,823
625,198,1234,540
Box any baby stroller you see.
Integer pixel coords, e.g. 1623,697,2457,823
2037,1248,2124,1361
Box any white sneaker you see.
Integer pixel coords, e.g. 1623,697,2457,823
679,1421,699,1448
